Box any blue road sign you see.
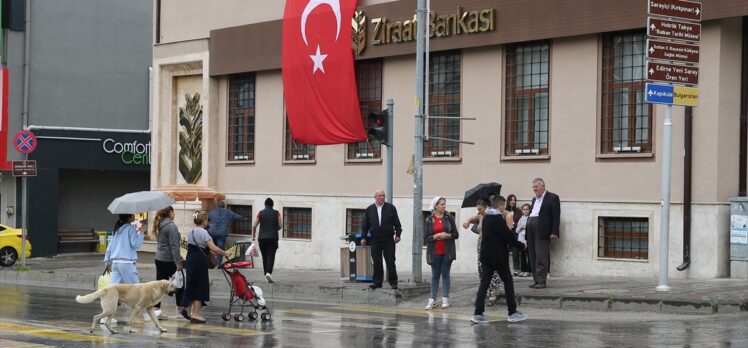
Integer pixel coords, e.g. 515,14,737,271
645,83,674,104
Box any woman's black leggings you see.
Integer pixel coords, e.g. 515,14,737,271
258,239,278,275
155,259,183,308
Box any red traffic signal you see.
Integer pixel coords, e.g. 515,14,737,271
367,109,389,145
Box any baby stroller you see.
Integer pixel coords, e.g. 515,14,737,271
220,259,272,322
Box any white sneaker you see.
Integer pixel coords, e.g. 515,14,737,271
154,309,162,318
100,317,117,324
441,298,450,309
507,311,528,323
425,298,436,310
265,273,274,283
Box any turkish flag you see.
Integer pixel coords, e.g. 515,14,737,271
282,0,367,145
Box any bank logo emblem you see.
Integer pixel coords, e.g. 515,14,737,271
352,10,367,56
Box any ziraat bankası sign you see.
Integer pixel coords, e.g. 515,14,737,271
353,7,495,55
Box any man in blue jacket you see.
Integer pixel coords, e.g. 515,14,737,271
208,201,244,264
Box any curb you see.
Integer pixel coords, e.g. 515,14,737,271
2,269,745,314
1,269,430,307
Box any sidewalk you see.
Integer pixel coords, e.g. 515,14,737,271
2,253,746,315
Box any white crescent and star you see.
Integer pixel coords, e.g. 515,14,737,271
300,0,341,74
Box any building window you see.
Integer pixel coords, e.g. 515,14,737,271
598,217,649,260
601,31,652,154
421,211,456,246
284,116,316,161
505,41,550,156
346,209,366,236
283,207,312,240
228,73,256,161
227,205,252,235
348,60,383,160
425,51,461,158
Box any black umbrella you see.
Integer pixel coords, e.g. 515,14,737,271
461,182,502,208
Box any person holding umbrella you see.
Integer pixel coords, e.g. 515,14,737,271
471,195,528,324
105,190,176,323
102,213,145,324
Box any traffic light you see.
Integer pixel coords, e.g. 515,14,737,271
367,109,389,145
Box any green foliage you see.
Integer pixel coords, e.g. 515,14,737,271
178,93,203,184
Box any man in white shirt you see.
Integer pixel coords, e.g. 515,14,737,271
361,189,403,290
526,178,561,289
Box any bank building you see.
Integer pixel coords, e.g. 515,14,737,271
2,0,747,279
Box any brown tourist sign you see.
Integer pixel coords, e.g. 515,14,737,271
647,61,699,85
646,39,699,64
647,17,701,43
648,0,701,22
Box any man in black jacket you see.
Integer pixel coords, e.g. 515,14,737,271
361,189,402,290
471,195,528,324
527,177,561,289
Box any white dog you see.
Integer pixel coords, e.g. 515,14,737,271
76,279,176,334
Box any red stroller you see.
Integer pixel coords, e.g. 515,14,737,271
220,260,272,322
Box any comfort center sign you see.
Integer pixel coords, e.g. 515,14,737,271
102,138,151,165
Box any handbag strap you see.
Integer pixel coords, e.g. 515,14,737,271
191,229,208,255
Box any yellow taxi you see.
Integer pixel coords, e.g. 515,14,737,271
0,224,32,267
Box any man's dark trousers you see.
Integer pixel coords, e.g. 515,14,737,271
371,237,397,286
474,261,517,315
526,217,550,285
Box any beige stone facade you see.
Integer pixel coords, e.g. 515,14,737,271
152,0,747,278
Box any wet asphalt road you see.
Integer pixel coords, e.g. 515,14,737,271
0,283,747,347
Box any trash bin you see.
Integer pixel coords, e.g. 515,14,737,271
95,231,111,253
340,233,373,282
730,197,748,279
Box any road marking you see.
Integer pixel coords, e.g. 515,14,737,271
56,321,206,340
159,321,269,336
0,322,127,343
339,304,507,321
0,339,55,348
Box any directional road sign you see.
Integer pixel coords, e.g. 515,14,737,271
646,39,699,64
645,83,699,106
13,130,37,154
647,61,699,85
12,160,37,177
648,0,702,22
648,17,701,43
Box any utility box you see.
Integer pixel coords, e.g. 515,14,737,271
730,197,748,279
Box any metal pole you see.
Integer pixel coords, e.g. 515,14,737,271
21,155,28,268
412,0,426,283
656,104,673,292
386,99,394,204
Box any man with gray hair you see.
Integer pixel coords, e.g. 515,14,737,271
208,200,245,265
527,178,561,289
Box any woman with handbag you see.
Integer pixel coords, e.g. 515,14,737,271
181,210,229,324
424,196,459,310
153,206,184,320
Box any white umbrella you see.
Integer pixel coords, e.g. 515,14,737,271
107,191,176,214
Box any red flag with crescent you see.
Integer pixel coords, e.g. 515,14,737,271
282,0,367,145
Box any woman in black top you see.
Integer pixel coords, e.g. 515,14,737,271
252,198,282,283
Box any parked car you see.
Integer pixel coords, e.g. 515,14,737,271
0,224,32,267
